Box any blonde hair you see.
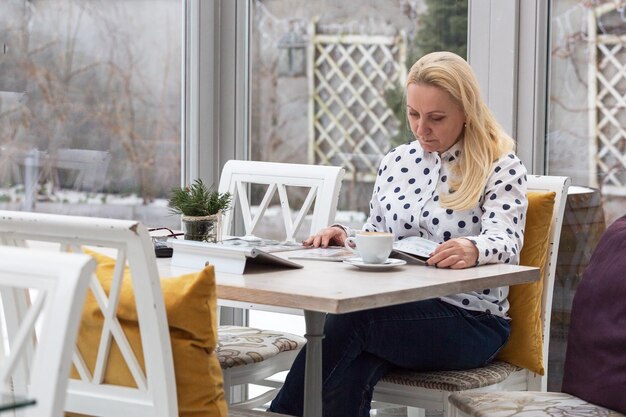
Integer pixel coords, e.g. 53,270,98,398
406,51,515,211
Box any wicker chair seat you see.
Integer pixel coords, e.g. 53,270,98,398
380,360,519,391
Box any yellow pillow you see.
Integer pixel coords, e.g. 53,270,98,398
496,191,556,375
71,250,227,417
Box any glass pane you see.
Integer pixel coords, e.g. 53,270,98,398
0,0,182,229
546,0,625,391
247,0,467,242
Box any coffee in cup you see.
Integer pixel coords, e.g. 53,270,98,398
345,231,394,264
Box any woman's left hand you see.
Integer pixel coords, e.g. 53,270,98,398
426,238,479,269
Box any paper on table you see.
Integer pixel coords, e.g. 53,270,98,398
220,236,305,253
288,236,439,264
288,246,355,262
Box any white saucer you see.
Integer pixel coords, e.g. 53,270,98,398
343,257,407,271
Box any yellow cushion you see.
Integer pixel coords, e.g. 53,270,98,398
71,250,227,417
496,191,556,375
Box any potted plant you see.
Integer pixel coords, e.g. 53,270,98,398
168,179,232,242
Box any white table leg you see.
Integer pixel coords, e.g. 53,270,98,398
303,310,325,417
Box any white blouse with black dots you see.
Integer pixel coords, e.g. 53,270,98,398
356,139,528,319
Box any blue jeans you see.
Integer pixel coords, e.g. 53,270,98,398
268,299,510,417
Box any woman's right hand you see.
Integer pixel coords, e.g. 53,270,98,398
302,226,348,248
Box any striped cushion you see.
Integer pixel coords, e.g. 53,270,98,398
380,360,518,391
217,326,306,369
449,391,626,417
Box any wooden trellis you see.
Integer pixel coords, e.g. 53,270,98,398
589,3,626,195
307,22,406,182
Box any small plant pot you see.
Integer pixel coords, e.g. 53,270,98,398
181,213,222,242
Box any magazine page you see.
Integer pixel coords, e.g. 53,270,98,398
392,236,438,260
288,246,355,262
287,237,439,263
220,236,305,253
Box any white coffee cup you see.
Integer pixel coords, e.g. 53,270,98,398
345,231,394,264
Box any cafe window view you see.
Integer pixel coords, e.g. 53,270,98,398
3,0,626,414
546,0,626,392
0,0,182,228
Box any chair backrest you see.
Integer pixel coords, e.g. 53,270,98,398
218,160,345,242
0,246,94,417
0,210,177,417
525,175,570,390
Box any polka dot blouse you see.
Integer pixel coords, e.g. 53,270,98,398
354,140,527,318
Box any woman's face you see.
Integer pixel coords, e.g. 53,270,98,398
406,83,466,154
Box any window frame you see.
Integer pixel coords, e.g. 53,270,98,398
468,0,549,175
185,0,249,189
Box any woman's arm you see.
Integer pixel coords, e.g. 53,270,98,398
468,153,528,265
427,153,527,268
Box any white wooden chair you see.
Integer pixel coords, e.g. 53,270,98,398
215,160,345,408
218,159,345,242
0,246,94,417
372,175,571,417
0,211,178,417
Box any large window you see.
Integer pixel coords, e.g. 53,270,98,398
0,0,183,228
545,0,626,391
246,0,468,241
547,0,626,225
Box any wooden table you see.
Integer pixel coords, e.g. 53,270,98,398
159,251,539,417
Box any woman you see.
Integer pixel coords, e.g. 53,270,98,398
268,51,528,417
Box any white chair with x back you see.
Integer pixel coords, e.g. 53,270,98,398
215,159,345,408
0,246,94,417
0,211,178,417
